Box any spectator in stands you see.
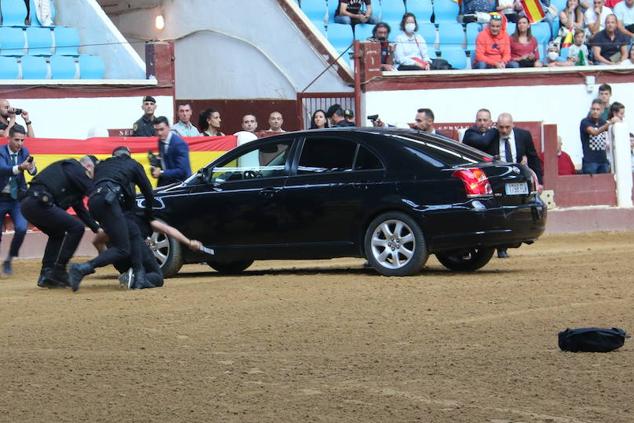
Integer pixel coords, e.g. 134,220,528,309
0,99,34,138
585,0,613,35
597,83,613,120
509,17,543,67
310,109,330,129
474,13,516,69
234,114,258,146
540,136,577,175
607,101,625,167
559,0,585,35
266,111,285,133
614,0,634,38
327,105,355,127
580,98,614,173
568,29,590,65
497,0,523,23
172,103,200,137
394,13,432,71
463,108,497,147
151,116,192,186
367,22,395,71
544,42,569,66
334,0,376,25
463,0,497,16
0,125,36,276
591,14,629,64
620,44,634,63
132,96,157,137
198,108,224,136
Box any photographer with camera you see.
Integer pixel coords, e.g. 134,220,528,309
0,125,37,276
21,156,102,288
0,99,34,138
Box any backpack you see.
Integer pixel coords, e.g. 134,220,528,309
430,58,452,71
558,327,628,352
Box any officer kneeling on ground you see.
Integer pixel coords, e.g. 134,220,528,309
21,155,102,288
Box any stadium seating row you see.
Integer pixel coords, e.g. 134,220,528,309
0,0,56,27
0,26,81,56
0,54,105,79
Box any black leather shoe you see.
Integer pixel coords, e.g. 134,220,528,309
131,269,155,290
69,263,94,292
497,248,509,259
37,267,52,288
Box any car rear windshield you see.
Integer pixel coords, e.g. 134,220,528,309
389,133,492,166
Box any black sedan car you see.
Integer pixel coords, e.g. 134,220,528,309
140,128,546,277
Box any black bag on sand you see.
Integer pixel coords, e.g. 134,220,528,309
558,327,628,352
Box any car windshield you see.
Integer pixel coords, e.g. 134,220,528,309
389,133,492,166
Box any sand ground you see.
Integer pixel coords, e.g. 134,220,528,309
0,232,632,423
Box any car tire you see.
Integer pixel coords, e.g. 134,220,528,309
436,247,495,272
207,259,254,274
149,231,183,278
364,212,428,276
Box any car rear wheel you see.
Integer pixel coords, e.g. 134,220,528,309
149,231,183,278
436,247,495,272
207,259,254,274
364,212,428,276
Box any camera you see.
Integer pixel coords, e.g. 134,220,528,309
12,108,23,115
367,114,379,122
147,150,162,169
27,156,34,163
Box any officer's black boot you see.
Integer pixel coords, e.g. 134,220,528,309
69,263,95,292
131,268,154,289
39,267,68,289
37,267,52,288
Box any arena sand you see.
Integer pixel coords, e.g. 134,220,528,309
1,232,632,422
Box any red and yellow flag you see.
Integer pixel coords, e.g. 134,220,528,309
24,135,237,187
520,0,545,23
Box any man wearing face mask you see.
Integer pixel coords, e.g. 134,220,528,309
367,22,395,71
21,155,102,288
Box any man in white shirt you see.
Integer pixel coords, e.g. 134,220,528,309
234,114,258,146
585,0,613,34
172,103,200,137
614,0,634,37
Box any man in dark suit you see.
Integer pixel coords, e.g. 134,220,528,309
462,108,497,148
0,125,37,275
150,116,192,187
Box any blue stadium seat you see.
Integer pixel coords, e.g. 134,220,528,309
418,23,437,48
0,56,19,78
407,0,433,23
466,22,480,52
355,23,375,40
29,0,56,26
0,27,26,56
386,21,402,41
1,0,28,26
26,27,53,56
551,0,567,12
54,27,80,56
327,23,354,54
506,22,516,36
381,0,407,23
439,47,468,69
79,54,105,79
433,0,460,23
50,54,77,79
550,17,560,39
20,55,48,79
438,22,465,49
559,47,570,61
301,0,327,24
531,22,551,45
312,20,327,36
327,0,339,23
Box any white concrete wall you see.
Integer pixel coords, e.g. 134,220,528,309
364,83,634,166
7,96,173,139
56,0,146,79
111,0,352,99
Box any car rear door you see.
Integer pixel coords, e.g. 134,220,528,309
282,134,386,251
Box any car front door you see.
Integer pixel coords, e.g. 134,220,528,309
282,135,386,251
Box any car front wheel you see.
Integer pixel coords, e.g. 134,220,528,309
149,231,183,278
364,212,428,276
435,247,495,272
206,259,254,274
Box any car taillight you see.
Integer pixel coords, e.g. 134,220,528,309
452,168,493,197
527,168,539,193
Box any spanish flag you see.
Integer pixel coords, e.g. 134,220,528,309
561,30,573,48
24,135,237,187
520,0,545,23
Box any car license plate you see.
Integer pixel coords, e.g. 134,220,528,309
505,182,529,195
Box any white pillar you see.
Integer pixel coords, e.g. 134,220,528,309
612,121,633,208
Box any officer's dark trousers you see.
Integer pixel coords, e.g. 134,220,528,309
20,196,85,270
113,241,163,287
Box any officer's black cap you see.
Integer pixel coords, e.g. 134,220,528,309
112,146,131,157
142,96,156,104
325,104,342,118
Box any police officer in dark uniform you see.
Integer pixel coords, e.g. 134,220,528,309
20,156,102,288
69,146,154,292
132,96,157,137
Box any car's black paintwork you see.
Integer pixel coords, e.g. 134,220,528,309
141,128,546,266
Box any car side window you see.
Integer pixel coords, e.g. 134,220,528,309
354,145,383,170
210,140,292,183
298,137,357,174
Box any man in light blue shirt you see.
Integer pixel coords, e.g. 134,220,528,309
172,103,201,137
614,0,634,38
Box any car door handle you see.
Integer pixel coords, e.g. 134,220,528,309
259,187,280,198
352,182,369,190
